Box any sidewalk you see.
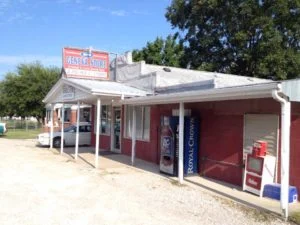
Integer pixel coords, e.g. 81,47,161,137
54,146,300,218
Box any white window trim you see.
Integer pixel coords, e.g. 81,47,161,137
124,105,150,142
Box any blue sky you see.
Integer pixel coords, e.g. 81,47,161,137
0,0,174,80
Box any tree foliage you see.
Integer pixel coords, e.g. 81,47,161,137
0,62,60,122
132,35,184,67
166,0,300,79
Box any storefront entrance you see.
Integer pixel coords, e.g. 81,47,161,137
112,107,121,153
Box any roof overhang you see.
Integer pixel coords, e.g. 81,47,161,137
122,82,281,105
43,77,149,104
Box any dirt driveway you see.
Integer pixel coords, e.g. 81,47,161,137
0,139,292,225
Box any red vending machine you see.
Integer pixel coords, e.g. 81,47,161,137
243,141,276,197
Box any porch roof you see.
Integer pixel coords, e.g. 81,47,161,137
122,82,281,105
43,77,150,104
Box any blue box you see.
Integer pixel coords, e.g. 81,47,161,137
263,184,298,203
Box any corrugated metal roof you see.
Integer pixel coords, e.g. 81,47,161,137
143,64,271,88
66,78,150,97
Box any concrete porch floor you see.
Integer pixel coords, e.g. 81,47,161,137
55,146,300,218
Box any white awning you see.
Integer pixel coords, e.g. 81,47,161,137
122,82,281,105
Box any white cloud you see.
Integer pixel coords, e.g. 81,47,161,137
133,10,150,16
0,55,61,66
6,12,32,23
87,6,128,17
87,6,102,11
56,0,82,4
0,0,11,14
110,10,127,17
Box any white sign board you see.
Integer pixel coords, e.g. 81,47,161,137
63,85,75,100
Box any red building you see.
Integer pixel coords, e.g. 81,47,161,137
44,47,300,217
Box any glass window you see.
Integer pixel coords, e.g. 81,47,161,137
79,125,91,133
94,105,111,135
64,108,71,122
125,106,150,141
80,108,91,122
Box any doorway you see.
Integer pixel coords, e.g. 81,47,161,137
111,107,121,153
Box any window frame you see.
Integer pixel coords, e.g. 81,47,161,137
124,105,150,142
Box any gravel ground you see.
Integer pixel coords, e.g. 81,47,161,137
0,139,294,225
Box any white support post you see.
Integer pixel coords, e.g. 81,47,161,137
131,106,137,166
50,104,54,149
95,98,101,168
178,102,184,184
60,104,65,155
281,101,291,219
75,101,80,160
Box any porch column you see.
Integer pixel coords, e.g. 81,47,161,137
75,101,80,160
280,101,291,218
60,103,64,155
131,106,137,165
50,104,54,149
178,102,185,184
95,98,101,168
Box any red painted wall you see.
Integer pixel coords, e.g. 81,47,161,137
185,99,281,186
90,99,300,192
290,103,300,193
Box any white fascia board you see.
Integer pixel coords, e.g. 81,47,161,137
91,91,121,97
123,82,280,105
43,79,64,103
91,89,148,97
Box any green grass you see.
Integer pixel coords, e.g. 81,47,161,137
0,129,42,139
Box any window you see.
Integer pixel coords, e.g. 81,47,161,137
80,108,91,122
125,106,150,141
94,105,111,135
79,125,91,133
64,108,71,122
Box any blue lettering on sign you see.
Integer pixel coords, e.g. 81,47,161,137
66,55,106,69
90,59,106,69
67,56,81,65
81,58,88,65
184,117,199,175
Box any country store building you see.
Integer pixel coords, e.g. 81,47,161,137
44,47,300,217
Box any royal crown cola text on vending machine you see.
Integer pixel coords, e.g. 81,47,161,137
184,117,199,175
160,116,199,176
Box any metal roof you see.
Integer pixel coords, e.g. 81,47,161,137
122,82,281,105
143,64,271,88
66,78,150,96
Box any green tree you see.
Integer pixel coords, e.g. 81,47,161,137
166,0,300,79
1,62,60,122
132,35,184,67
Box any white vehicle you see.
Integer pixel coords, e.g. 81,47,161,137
37,123,91,148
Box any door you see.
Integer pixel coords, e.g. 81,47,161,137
112,107,121,153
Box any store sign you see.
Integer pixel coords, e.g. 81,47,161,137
63,85,75,100
63,47,109,80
